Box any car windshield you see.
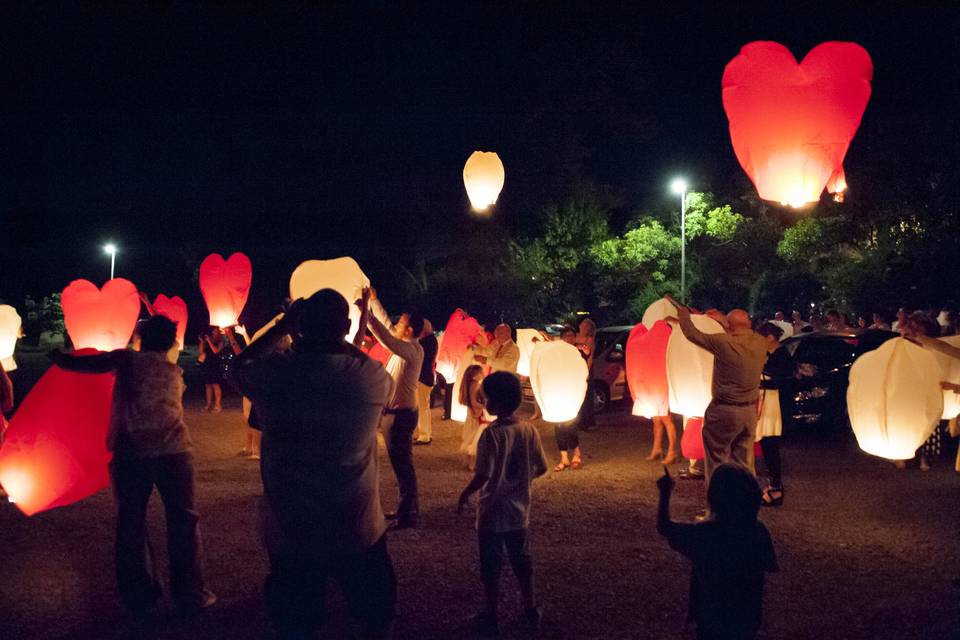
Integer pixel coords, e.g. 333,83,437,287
794,337,859,373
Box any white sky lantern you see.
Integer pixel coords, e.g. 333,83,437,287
463,151,505,212
642,298,676,329
290,257,370,342
449,352,472,422
847,337,943,460
770,320,794,340
0,305,22,371
529,341,588,423
666,314,725,417
516,328,546,377
932,335,960,420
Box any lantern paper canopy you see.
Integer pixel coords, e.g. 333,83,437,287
199,253,252,328
61,279,141,352
641,298,676,329
932,336,960,420
0,351,114,515
666,314,725,417
152,295,188,350
529,341,588,423
770,320,794,341
463,151,505,212
626,320,672,418
847,338,942,460
436,309,482,384
289,257,371,342
516,328,547,378
0,305,22,371
722,41,872,207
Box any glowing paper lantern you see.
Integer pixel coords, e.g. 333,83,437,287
642,298,676,329
367,341,393,366
770,320,794,341
0,305,22,371
436,309,482,384
722,41,873,207
932,336,960,420
289,257,370,342
463,151,505,212
61,279,141,351
847,338,942,460
626,320,672,418
199,252,252,328
680,417,704,460
529,341,588,423
516,328,547,378
152,295,188,350
0,350,114,515
666,314,725,417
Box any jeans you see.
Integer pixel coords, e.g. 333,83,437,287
266,535,396,638
384,408,419,517
109,452,206,611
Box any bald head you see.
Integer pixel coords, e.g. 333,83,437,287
494,323,512,344
726,309,752,332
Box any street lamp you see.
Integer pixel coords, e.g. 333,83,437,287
670,178,688,303
103,243,117,280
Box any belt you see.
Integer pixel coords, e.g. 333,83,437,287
713,399,757,407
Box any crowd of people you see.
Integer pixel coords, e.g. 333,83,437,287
3,291,960,639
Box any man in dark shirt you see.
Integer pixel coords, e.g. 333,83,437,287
415,319,439,445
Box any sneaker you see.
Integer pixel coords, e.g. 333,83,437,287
474,611,499,637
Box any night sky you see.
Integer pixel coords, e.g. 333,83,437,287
1,3,957,329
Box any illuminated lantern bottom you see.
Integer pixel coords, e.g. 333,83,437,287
680,417,704,460
0,360,114,515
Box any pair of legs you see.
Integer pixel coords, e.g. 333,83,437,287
554,420,582,470
239,398,261,458
265,535,396,639
383,409,419,522
646,415,677,464
758,436,784,505
702,402,757,485
414,382,433,443
477,529,538,628
110,452,211,613
203,383,222,413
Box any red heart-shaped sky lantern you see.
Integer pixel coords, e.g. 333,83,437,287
153,294,188,349
436,308,482,384
722,41,872,207
199,253,252,328
626,320,672,419
61,279,141,352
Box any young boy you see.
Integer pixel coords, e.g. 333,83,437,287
52,315,215,616
657,463,778,640
458,371,548,637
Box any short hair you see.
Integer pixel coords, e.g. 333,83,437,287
482,371,522,416
459,364,485,406
138,315,178,353
407,313,425,338
299,289,351,340
707,463,761,524
756,322,784,341
907,311,940,338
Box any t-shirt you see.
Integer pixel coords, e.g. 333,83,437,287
234,342,392,559
474,416,548,532
419,333,438,387
662,519,778,637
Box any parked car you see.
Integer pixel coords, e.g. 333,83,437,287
779,329,898,431
589,326,633,412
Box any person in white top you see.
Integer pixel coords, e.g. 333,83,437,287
474,323,520,373
366,288,425,530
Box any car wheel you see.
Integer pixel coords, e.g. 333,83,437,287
592,382,610,413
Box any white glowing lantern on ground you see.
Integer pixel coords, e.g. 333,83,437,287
0,305,22,371
290,258,370,342
666,315,725,417
529,341,588,423
642,298,676,329
847,338,942,460
932,335,960,420
463,151,505,212
516,328,546,377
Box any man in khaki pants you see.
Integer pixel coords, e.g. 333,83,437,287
672,298,767,485
415,319,438,445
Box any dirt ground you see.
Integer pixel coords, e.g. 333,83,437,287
0,359,958,639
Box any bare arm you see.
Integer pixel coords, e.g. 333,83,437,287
917,334,960,359
676,305,717,352
352,288,371,349
457,472,489,514
368,312,418,362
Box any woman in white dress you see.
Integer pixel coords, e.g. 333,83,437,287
458,364,489,470
755,322,794,507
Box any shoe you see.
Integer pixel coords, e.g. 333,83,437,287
678,468,704,481
176,589,217,614
662,453,678,465
524,606,543,634
694,510,711,522
571,458,583,470
413,439,432,445
388,517,419,531
761,485,784,507
474,611,499,637
644,451,662,462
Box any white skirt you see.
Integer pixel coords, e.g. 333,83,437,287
755,389,782,440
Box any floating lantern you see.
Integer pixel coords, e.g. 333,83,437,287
722,41,872,207
61,279,141,351
666,314,725,416
199,252,252,328
516,328,547,377
436,309,482,385
847,338,942,460
529,341,588,423
642,298,676,329
463,151,505,212
626,320,672,418
0,305,22,370
289,257,370,342
152,294,188,350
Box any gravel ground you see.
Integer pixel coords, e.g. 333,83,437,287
0,360,958,639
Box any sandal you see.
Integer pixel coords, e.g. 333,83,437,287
571,458,583,470
662,453,678,465
644,451,661,462
554,462,569,472
761,485,784,507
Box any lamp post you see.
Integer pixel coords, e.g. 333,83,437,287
103,243,117,280
670,178,688,303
